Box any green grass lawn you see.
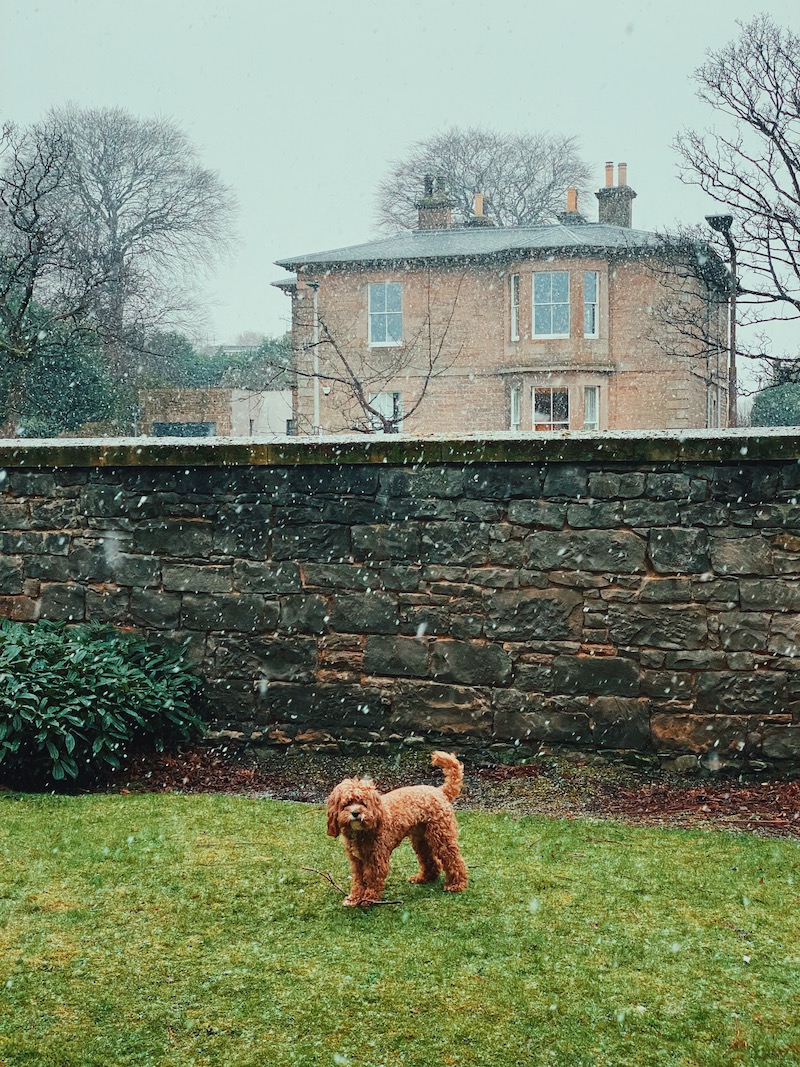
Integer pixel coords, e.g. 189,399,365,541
0,794,798,1067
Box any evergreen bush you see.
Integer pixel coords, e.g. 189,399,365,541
0,620,204,788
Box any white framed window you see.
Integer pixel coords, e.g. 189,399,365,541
584,271,599,338
510,384,521,431
584,386,600,430
510,273,520,342
368,282,402,346
532,271,570,337
533,387,570,431
369,391,403,432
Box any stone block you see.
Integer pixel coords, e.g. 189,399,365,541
650,713,747,756
259,682,390,731
66,540,113,584
648,528,710,574
38,583,86,622
695,670,789,714
642,670,693,700
639,578,693,603
527,530,647,573
327,592,399,634
162,564,234,594
130,590,181,629
420,522,489,566
216,635,318,682
85,587,131,625
646,473,695,500
390,681,493,736
486,587,582,641
717,612,770,652
302,564,381,591
769,614,800,658
272,524,350,563
709,533,773,576
761,726,800,760
280,594,329,634
351,523,421,562
711,466,781,503
622,500,681,528
180,594,280,633
607,604,708,650
462,465,542,500
740,579,800,612
133,520,213,559
588,472,646,499
542,465,588,499
0,532,69,555
507,501,567,528
380,565,422,592
493,692,592,745
0,557,22,594
382,467,464,499
566,502,623,529
590,696,652,749
513,655,554,693
430,639,513,686
552,654,640,696
233,560,302,594
364,635,430,677
112,553,161,588
213,504,272,560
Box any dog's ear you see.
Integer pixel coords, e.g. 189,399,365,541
363,784,383,830
326,786,341,837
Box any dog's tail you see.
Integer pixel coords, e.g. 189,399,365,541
431,751,464,803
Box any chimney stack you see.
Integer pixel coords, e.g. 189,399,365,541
557,186,587,225
464,190,495,227
596,161,636,227
415,174,456,231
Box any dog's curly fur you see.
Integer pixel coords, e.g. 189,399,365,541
326,751,468,907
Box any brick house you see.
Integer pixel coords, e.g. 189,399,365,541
276,164,730,435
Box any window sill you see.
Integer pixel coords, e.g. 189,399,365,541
368,341,403,348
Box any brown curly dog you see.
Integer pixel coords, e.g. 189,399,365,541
326,751,468,907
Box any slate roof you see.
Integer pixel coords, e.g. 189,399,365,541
275,222,667,271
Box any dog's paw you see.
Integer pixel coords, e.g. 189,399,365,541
408,873,438,884
342,896,360,907
443,882,467,893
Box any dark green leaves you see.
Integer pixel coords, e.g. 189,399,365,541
0,620,204,788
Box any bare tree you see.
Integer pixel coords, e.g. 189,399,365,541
675,15,800,363
1,107,236,395
291,270,467,434
375,127,592,232
47,105,237,365
0,120,108,364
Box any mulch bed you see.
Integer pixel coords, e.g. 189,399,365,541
105,745,800,839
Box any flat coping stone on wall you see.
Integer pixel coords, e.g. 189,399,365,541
1,428,800,468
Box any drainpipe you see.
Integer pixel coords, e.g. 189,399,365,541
308,280,321,435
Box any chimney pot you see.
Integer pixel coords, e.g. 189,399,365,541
473,192,484,217
596,161,636,227
566,187,578,213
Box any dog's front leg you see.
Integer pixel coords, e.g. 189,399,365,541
343,856,368,907
356,856,390,907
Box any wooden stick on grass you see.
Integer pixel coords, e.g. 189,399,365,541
301,867,403,905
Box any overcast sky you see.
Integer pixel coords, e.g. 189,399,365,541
5,0,798,345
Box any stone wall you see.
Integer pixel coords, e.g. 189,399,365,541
1,431,800,770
